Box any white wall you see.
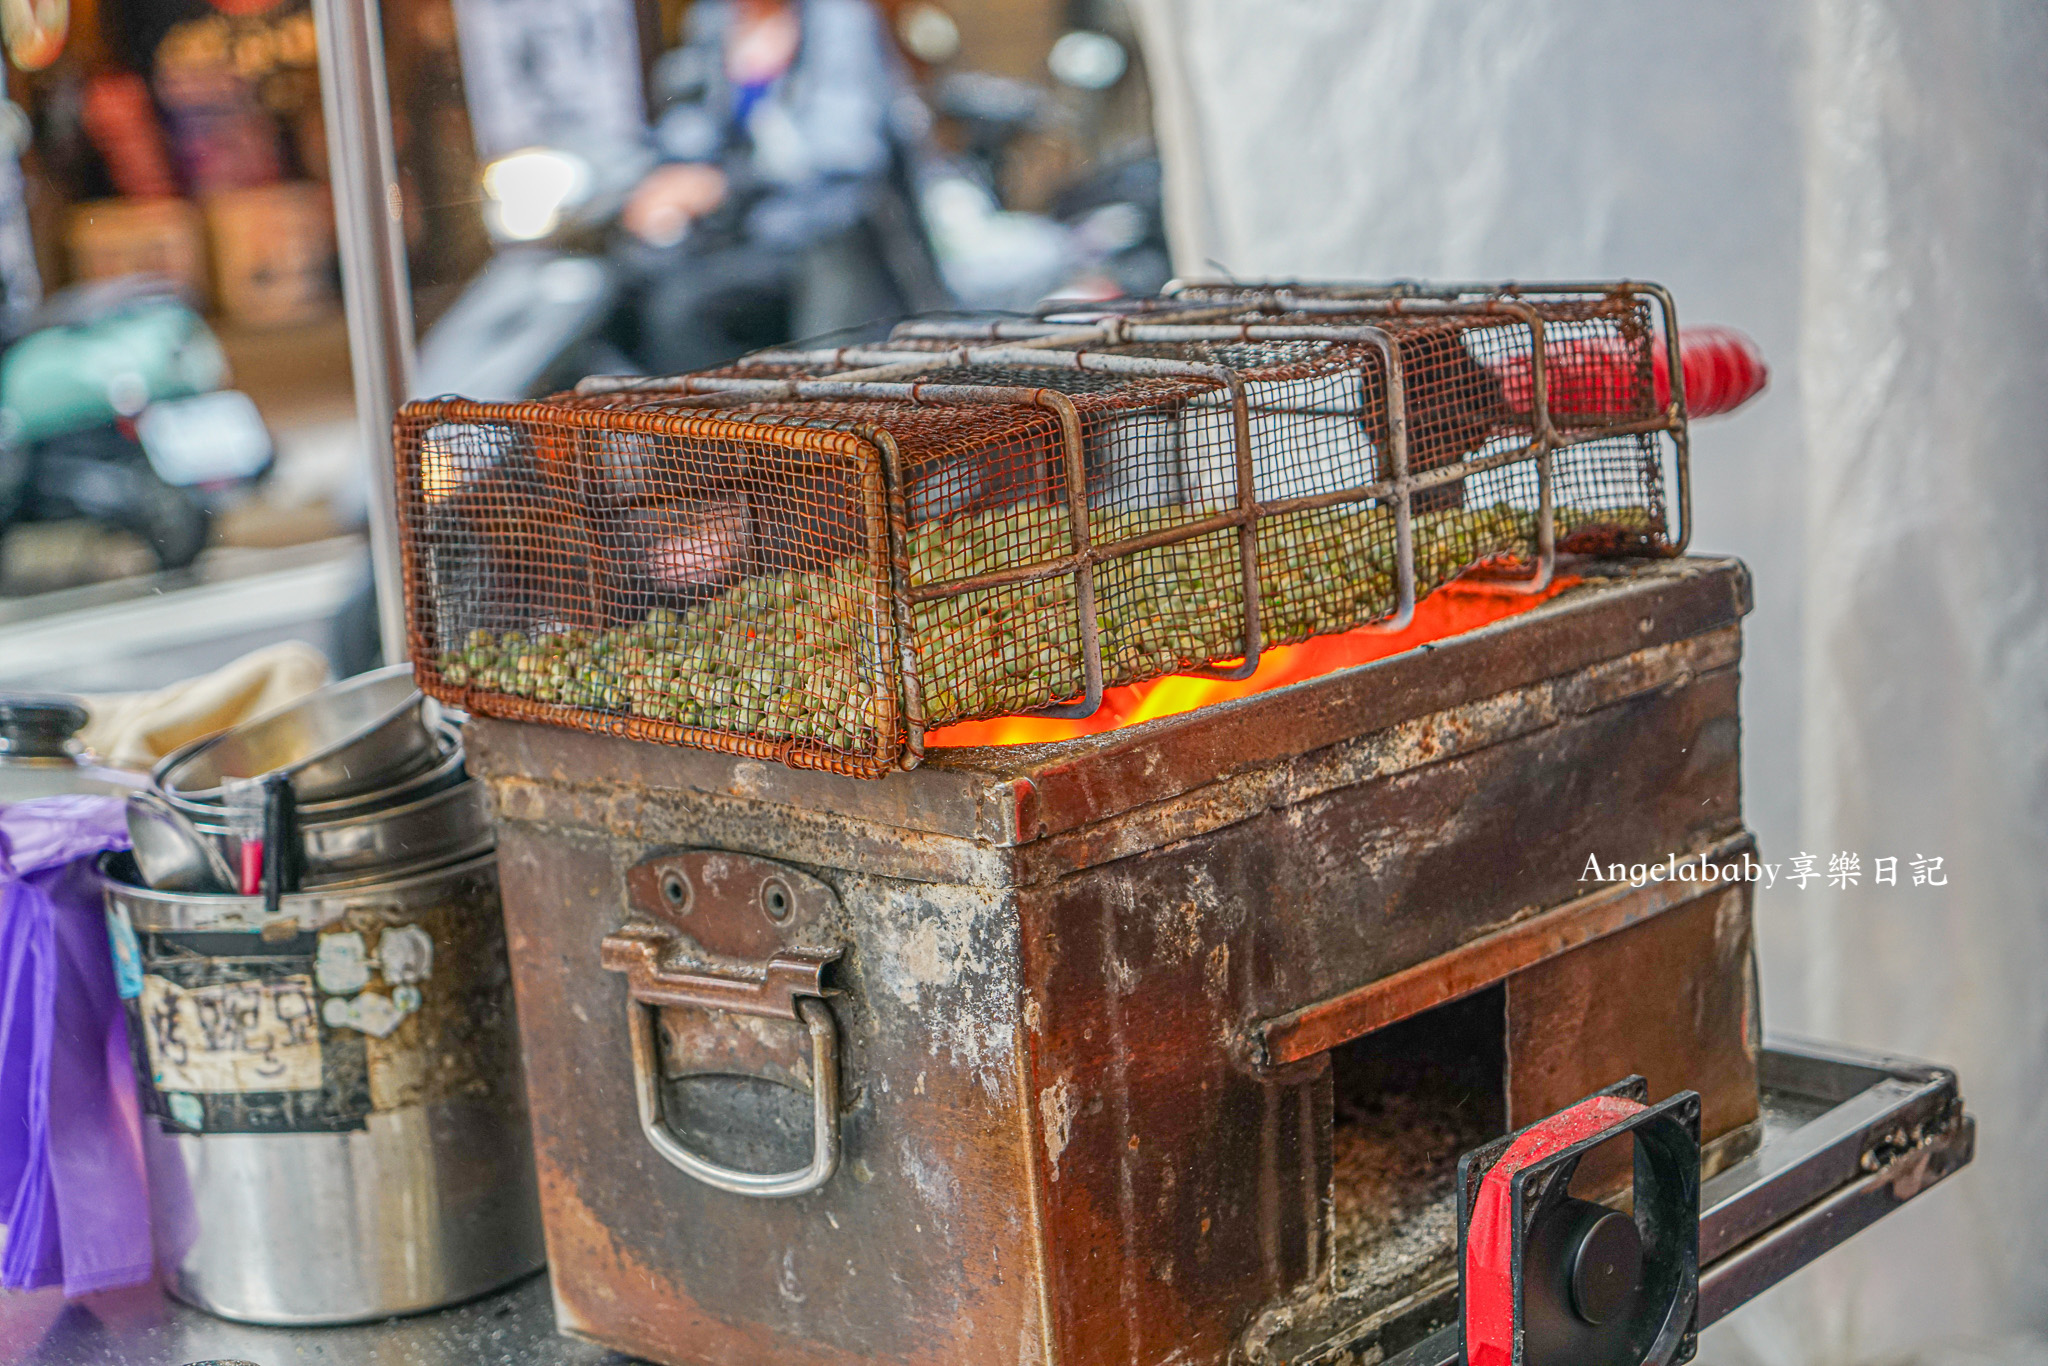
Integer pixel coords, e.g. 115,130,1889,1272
1129,3,2048,1359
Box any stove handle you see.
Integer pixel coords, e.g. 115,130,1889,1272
601,933,843,1199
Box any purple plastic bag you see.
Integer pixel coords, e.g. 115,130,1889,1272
0,794,166,1296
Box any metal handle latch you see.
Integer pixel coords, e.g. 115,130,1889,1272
600,929,842,1198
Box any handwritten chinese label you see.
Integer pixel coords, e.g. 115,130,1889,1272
141,973,323,1094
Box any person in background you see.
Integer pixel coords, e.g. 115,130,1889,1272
621,0,922,373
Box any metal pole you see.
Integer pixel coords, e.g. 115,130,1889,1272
312,0,415,667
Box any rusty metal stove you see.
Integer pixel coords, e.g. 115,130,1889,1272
470,555,1971,1366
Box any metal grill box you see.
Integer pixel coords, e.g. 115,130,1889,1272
472,557,1787,1366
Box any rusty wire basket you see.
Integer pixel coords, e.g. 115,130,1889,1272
1145,277,1696,550
394,281,1691,778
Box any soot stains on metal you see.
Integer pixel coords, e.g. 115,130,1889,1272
470,559,1763,1366
862,877,1022,1101
347,865,520,1112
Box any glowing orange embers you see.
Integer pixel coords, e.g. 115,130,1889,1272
925,571,1580,748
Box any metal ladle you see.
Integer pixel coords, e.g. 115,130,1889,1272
127,790,237,894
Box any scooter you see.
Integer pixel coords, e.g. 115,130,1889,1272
0,277,273,574
925,46,1173,305
412,140,656,402
414,125,949,401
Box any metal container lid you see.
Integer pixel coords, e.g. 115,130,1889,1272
0,694,90,764
0,693,140,800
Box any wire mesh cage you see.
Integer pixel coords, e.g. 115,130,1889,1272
394,281,1689,777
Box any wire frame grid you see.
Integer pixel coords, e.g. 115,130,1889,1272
1143,279,1694,551
395,283,1691,776
395,398,903,777
887,289,1683,576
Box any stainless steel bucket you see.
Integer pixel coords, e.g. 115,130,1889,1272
103,851,545,1325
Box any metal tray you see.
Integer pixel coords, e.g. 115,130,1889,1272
16,1037,1969,1365
1366,1037,1974,1366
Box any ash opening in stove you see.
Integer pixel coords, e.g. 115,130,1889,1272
1327,986,1507,1306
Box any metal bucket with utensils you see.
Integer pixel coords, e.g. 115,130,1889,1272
105,668,534,1325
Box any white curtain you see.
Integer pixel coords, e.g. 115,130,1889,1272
1127,2,2048,1360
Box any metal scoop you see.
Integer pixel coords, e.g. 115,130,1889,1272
127,790,237,894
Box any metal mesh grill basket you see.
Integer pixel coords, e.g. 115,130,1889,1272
394,281,1691,777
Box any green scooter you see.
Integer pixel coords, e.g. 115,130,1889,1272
0,278,273,574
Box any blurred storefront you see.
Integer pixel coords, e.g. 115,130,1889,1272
0,0,1162,688
0,0,358,691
